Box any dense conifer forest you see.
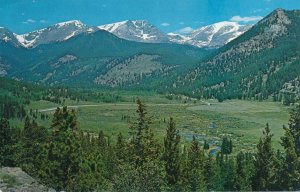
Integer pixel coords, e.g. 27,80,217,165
1,95,300,191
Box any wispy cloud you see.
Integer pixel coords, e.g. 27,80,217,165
230,15,263,23
194,21,205,24
161,22,170,27
40,19,46,23
175,27,194,34
253,9,263,13
22,18,36,24
179,22,185,25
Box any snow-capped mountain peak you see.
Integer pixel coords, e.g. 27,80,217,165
98,20,129,32
1,19,252,49
54,20,85,28
15,20,88,48
98,20,169,43
168,21,252,48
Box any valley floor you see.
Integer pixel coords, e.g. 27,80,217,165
15,93,291,153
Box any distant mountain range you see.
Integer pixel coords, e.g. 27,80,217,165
0,23,210,87
1,8,299,102
0,19,252,48
98,20,170,44
168,22,252,48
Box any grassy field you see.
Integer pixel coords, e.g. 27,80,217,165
21,93,292,153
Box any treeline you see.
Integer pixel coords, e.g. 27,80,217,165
1,99,300,191
0,77,124,119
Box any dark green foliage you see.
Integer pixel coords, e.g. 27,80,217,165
221,137,232,155
213,153,237,191
41,106,82,191
277,126,300,190
275,105,300,190
2,29,210,89
0,118,14,166
129,98,159,167
162,117,181,190
288,105,300,156
182,136,206,191
19,116,48,175
173,9,300,103
1,90,300,191
203,140,209,150
235,152,255,191
252,123,276,191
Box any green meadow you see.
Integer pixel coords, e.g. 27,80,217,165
23,93,291,153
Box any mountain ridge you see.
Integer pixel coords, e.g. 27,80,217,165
1,19,253,48
168,21,252,48
170,8,300,103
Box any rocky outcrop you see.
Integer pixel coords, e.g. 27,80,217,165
0,167,54,192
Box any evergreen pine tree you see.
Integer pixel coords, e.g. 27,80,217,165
277,126,300,190
129,98,159,167
288,105,300,156
123,98,164,191
252,123,276,191
20,117,48,175
183,136,206,191
203,140,209,150
0,118,14,166
235,152,255,191
162,117,181,190
42,106,82,191
115,133,126,162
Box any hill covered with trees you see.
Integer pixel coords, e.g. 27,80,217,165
170,9,300,104
1,98,300,191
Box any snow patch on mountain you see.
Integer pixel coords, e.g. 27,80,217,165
15,33,38,47
98,20,169,43
55,20,85,28
98,20,128,32
169,21,252,48
15,20,88,48
3,19,252,49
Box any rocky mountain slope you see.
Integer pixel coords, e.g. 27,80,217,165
1,8,299,102
15,20,94,48
168,22,252,48
171,9,300,102
2,20,251,49
0,28,210,88
0,27,22,47
98,20,169,43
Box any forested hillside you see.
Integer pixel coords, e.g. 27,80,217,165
171,9,300,104
1,98,299,191
0,77,124,120
0,29,210,88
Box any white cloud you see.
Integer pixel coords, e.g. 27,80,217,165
179,22,185,25
40,19,46,23
230,15,263,23
22,18,36,24
161,22,170,27
175,27,194,34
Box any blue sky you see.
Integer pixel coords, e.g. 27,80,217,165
1,0,300,34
